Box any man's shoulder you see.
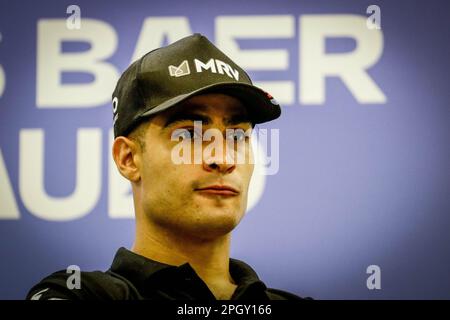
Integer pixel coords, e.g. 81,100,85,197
26,269,137,300
266,288,313,300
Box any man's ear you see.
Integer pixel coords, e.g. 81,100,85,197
112,136,141,182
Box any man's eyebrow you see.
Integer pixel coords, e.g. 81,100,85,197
225,113,252,126
163,111,211,128
163,103,252,128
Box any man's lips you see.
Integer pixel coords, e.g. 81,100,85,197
195,185,240,196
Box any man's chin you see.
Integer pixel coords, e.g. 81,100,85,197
188,212,242,239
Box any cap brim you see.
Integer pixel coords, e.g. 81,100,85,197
137,82,281,124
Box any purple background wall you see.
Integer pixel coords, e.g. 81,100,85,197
0,0,449,299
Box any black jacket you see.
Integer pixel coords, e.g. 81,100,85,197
27,247,306,300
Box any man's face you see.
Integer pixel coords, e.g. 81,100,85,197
135,93,254,240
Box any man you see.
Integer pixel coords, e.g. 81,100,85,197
27,34,305,300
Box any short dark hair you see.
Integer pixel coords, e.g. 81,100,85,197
127,118,152,152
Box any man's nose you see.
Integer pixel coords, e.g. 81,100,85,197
202,144,236,174
203,158,236,173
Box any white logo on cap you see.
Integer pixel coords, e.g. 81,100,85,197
194,58,239,81
112,97,119,124
168,60,191,77
168,58,239,81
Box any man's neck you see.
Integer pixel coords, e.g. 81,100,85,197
132,222,237,299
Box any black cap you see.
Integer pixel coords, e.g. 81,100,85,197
112,33,281,137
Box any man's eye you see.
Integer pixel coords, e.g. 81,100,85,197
172,128,201,140
227,130,247,142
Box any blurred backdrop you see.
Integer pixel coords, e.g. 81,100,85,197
0,0,449,299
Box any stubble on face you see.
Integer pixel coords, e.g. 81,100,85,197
135,94,254,241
